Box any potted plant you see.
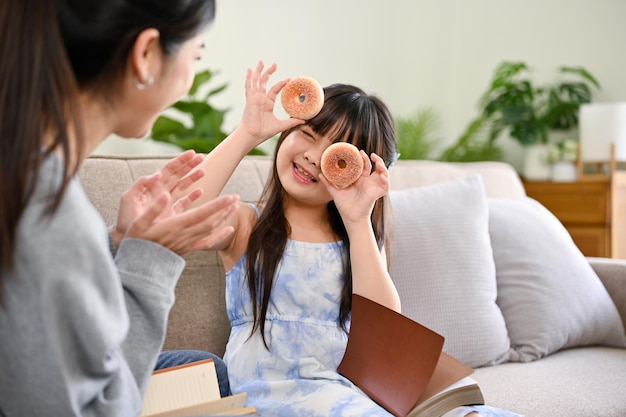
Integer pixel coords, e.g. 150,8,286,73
150,69,266,155
476,61,600,179
547,139,579,182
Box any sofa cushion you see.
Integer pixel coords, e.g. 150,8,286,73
488,197,626,362
472,346,626,417
388,175,511,368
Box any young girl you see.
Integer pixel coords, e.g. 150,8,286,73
193,62,523,417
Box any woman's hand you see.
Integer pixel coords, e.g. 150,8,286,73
236,60,303,147
112,151,219,248
320,152,390,226
112,150,204,246
123,193,239,255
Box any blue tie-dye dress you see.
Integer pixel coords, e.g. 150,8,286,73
223,236,523,417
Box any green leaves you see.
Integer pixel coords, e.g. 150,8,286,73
477,61,600,146
395,108,439,160
437,60,600,162
439,115,503,162
558,66,600,89
150,69,267,155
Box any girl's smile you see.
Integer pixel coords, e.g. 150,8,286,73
292,162,318,184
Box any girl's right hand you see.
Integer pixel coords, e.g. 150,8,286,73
321,152,390,226
237,60,303,147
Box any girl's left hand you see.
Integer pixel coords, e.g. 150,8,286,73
237,60,304,147
320,152,390,225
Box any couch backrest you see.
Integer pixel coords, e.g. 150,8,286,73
78,155,525,356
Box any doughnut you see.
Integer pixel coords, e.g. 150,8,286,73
321,142,364,188
281,76,324,120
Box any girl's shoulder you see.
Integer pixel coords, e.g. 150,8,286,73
247,202,261,218
221,201,257,271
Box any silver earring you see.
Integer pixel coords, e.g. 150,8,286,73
134,74,154,90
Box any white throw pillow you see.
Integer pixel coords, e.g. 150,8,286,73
488,197,626,362
388,175,511,368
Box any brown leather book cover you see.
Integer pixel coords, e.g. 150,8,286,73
337,294,445,417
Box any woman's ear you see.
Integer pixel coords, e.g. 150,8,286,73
130,28,161,88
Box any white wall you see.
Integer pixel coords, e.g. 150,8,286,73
96,0,626,169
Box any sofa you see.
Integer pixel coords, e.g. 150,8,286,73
79,154,626,417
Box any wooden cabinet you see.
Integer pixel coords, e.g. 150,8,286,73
523,179,612,257
612,173,626,259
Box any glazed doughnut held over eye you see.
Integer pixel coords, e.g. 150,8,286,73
281,76,324,120
321,142,364,188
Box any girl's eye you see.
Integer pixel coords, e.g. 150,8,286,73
295,129,313,142
301,130,316,142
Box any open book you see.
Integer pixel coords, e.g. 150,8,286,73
338,294,484,417
140,359,256,417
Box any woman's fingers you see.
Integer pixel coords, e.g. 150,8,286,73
172,188,203,214
160,151,204,192
130,171,161,192
171,169,205,198
161,198,239,254
132,194,240,255
187,225,236,252
169,195,239,237
127,192,171,236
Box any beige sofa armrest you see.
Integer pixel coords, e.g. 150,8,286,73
588,257,626,333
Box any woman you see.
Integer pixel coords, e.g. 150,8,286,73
0,0,236,416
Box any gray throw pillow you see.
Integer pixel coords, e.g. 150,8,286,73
488,197,626,362
388,175,511,368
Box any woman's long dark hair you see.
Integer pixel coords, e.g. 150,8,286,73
0,0,215,281
246,84,398,347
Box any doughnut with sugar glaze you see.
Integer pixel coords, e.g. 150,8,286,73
321,142,364,188
281,76,324,120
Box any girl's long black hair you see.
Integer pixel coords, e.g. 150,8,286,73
246,84,398,347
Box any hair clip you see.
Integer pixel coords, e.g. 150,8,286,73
387,152,401,169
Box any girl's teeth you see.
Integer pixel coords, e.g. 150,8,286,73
297,165,310,178
295,164,315,181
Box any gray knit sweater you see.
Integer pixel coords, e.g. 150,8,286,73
0,157,185,417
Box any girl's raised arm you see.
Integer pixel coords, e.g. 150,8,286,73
189,61,303,204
